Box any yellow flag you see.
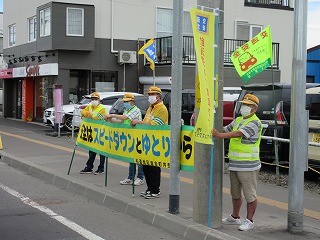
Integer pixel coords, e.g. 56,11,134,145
190,8,215,144
231,26,273,82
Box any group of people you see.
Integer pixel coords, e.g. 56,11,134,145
79,86,168,199
77,86,262,231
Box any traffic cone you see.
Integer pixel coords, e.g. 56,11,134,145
0,134,2,150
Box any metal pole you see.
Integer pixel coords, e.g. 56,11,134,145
67,144,77,175
288,0,308,233
123,63,126,91
169,0,183,214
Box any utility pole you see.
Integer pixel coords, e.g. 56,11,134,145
193,0,224,228
212,0,224,229
169,0,183,214
288,0,308,233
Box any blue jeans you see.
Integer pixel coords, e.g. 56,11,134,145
127,163,144,180
86,150,105,171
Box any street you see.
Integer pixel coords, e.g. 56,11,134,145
0,162,183,240
0,116,320,240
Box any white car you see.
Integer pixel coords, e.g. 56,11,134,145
43,92,143,130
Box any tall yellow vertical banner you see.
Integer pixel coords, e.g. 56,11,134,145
190,8,215,144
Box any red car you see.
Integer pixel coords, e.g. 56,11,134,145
190,91,240,127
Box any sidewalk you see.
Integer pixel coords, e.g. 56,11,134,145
0,120,319,240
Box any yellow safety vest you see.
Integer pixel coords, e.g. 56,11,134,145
88,104,105,120
228,114,262,162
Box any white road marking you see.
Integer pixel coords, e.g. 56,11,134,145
0,183,105,240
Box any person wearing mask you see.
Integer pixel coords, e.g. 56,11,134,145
80,92,107,175
130,86,168,199
105,93,145,186
211,94,262,231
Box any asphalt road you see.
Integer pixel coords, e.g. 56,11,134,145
0,162,183,240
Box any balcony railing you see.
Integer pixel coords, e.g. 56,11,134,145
152,36,280,70
244,0,292,9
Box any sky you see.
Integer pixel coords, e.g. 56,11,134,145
0,0,318,48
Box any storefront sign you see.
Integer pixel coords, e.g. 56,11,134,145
0,68,13,78
26,64,40,77
13,63,58,78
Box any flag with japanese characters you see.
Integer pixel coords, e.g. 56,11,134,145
138,38,157,70
231,26,273,82
190,8,215,144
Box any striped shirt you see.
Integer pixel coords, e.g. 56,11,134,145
124,105,142,121
143,101,168,125
224,117,262,171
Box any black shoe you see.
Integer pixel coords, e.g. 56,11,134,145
94,169,104,175
80,167,93,174
140,190,150,197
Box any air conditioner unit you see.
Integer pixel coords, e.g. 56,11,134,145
118,50,137,64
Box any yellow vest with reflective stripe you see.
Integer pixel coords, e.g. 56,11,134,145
89,104,105,120
228,114,262,161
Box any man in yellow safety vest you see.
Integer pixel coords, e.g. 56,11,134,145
212,93,262,231
80,92,107,175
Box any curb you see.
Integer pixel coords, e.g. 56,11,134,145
0,151,240,240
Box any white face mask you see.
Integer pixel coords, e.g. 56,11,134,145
240,105,252,117
91,100,99,107
148,95,157,104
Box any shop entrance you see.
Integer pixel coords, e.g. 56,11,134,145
3,79,22,118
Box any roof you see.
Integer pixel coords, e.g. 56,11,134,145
307,44,320,53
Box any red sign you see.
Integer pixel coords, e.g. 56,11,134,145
0,68,13,78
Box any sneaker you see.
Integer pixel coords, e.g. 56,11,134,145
140,190,150,197
94,169,104,175
80,167,93,174
222,215,241,225
120,178,133,185
144,192,161,199
134,178,144,186
238,218,254,231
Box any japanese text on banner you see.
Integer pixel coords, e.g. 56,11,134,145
190,8,215,144
76,119,195,171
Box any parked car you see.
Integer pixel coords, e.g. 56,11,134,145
161,89,195,125
43,92,143,130
109,95,149,117
190,87,241,126
235,83,320,180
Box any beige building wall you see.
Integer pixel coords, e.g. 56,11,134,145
3,0,197,46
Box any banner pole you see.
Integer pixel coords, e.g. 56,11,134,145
105,157,108,187
132,162,135,197
67,144,77,175
153,68,156,86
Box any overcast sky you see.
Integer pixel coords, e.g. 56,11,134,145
0,0,319,48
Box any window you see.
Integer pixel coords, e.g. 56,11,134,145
156,8,193,37
28,16,37,42
67,7,84,36
40,8,51,37
236,21,262,41
8,24,16,46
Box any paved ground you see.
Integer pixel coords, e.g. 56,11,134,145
0,117,319,240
